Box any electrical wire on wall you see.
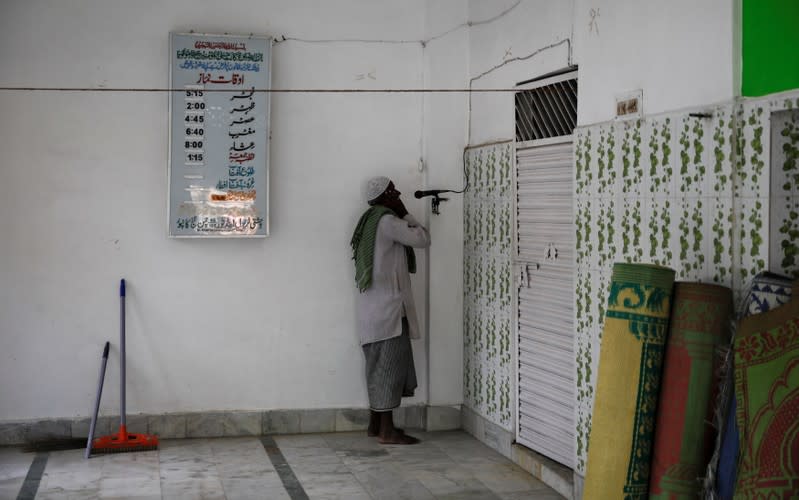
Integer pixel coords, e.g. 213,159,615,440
0,1,571,209
0,2,572,413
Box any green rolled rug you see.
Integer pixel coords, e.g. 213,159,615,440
733,295,799,498
584,263,676,499
649,283,733,498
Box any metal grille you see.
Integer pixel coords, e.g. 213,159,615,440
515,79,577,142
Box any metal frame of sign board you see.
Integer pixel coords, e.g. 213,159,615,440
167,32,272,238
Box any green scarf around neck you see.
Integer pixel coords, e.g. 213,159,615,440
351,205,416,292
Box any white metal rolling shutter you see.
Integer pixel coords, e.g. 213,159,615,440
515,140,575,468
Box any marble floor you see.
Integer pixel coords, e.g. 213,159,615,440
0,430,563,499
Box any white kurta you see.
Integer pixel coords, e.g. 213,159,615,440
356,213,431,345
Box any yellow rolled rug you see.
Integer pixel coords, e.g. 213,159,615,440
584,263,676,499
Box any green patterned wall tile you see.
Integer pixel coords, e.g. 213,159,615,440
661,118,674,183
474,150,485,197
679,119,693,193
648,119,661,193
736,104,768,198
734,105,747,198
646,198,670,267
617,121,645,196
751,109,765,183
573,105,744,474
500,145,512,195
682,197,707,281
692,118,706,188
710,109,734,197
570,94,799,475
645,118,675,196
500,204,510,253
769,109,799,277
487,150,496,196
463,142,514,431
678,117,708,196
710,197,734,287
597,199,608,267
607,125,618,195
739,198,767,281
584,131,594,196
597,127,607,188
621,123,634,194
633,121,644,195
734,103,769,286
500,378,510,423
576,198,586,264
575,132,586,193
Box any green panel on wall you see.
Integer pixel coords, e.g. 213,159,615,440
742,0,799,97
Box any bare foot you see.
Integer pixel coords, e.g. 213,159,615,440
366,427,405,437
367,412,404,437
366,412,405,437
377,431,420,445
368,427,405,437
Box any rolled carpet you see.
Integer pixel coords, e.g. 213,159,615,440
732,296,799,498
584,263,676,499
649,283,733,499
714,272,793,499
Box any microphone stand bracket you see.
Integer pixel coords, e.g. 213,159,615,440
431,194,449,215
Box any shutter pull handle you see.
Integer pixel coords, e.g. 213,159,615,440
517,263,539,288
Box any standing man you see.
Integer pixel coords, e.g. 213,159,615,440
351,176,430,445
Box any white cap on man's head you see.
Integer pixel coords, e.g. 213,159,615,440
364,176,391,202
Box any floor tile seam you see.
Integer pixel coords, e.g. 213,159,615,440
341,456,383,500
428,439,509,470
428,439,519,498
157,448,173,499
15,451,48,500
207,443,230,500
369,472,439,500
259,435,310,500
340,438,438,500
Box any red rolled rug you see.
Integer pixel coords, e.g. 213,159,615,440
649,283,732,498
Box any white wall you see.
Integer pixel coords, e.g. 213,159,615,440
468,0,573,145
573,0,735,126
0,0,438,420
423,0,470,406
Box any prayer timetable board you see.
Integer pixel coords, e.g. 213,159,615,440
168,33,271,237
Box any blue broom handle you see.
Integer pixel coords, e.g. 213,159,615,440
120,279,126,428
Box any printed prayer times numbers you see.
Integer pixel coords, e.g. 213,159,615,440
184,84,205,166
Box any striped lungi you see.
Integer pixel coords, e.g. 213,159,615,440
362,317,417,411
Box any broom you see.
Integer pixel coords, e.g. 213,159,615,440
23,342,109,453
91,279,158,454
85,341,110,458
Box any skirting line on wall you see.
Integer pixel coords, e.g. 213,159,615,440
461,406,576,500
0,405,461,447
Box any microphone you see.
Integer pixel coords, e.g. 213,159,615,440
414,189,452,199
